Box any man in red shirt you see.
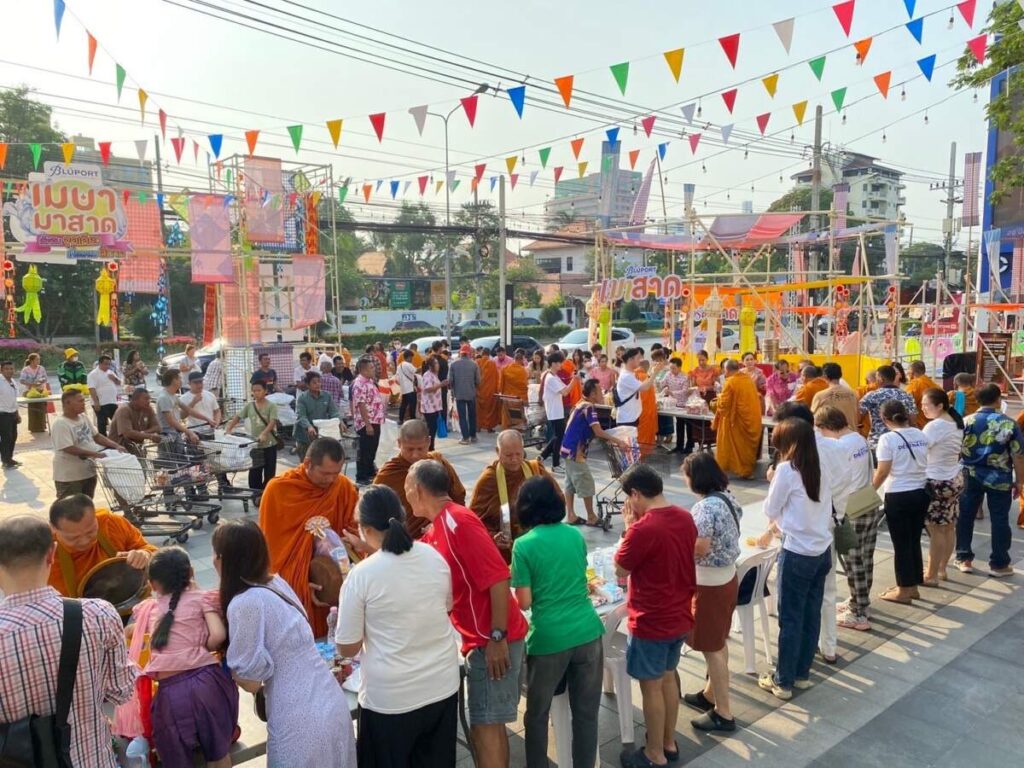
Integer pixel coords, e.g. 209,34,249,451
615,464,697,768
406,459,528,768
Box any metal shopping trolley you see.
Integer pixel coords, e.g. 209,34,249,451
192,427,261,514
594,428,643,532
496,395,548,448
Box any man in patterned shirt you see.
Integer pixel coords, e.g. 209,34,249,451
858,365,917,450
956,384,1024,578
0,515,135,768
351,357,386,485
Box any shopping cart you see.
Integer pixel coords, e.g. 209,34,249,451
496,395,548,448
594,428,643,532
192,427,261,514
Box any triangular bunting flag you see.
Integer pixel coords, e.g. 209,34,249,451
773,18,795,53
610,62,630,95
721,89,738,114
375,180,383,193
957,0,976,28
873,71,892,98
403,180,412,196
554,166,564,183
0,144,7,170
446,170,457,187
369,113,386,142
538,147,551,168
831,87,847,113
689,134,701,154
554,75,574,108
853,37,872,63
809,56,826,81
54,0,65,38
570,138,584,159
409,105,428,136
719,33,740,68
474,163,486,183
287,125,303,154
418,175,429,196
451,180,461,192
115,64,126,101
436,180,444,195
762,74,779,98
756,113,771,135
134,140,147,163
490,177,497,193
628,149,640,169
966,34,987,64
529,170,539,187
170,137,184,163
658,142,668,160
917,53,936,80
460,95,479,127
663,48,684,82
681,103,696,124
577,162,588,179
87,33,97,74
906,17,924,44
510,173,519,190
508,85,526,118
208,134,223,159
606,127,620,147
245,130,259,156
793,100,808,125
158,109,167,140
137,89,148,123
326,119,343,148
61,142,74,164
192,140,200,163
904,0,916,17
338,186,348,205
390,180,399,199
362,184,372,203
470,178,479,192
641,115,656,137
506,155,518,174
720,124,733,144
833,0,855,37
98,142,111,165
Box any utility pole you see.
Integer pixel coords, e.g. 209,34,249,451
153,135,174,336
942,141,958,281
807,105,823,353
498,175,508,346
473,184,482,314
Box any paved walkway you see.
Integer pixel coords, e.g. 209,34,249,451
4,424,1023,767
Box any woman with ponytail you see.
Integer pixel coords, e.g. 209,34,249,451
132,546,238,767
335,484,460,766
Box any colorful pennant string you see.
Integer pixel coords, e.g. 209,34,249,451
663,48,685,82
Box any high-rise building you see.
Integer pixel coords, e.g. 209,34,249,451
70,136,155,189
544,141,642,228
791,152,905,221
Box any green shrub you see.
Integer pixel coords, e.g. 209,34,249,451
539,304,564,327
620,301,642,321
130,306,159,344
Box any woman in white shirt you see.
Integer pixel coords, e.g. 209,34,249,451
757,419,833,701
335,485,460,765
920,388,965,587
872,399,929,605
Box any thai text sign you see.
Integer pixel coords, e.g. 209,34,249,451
597,266,686,303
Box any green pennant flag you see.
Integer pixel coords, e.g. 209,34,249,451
30,143,42,170
115,64,126,101
287,124,303,154
538,147,551,168
451,180,461,192
808,56,826,82
602,155,614,172
338,185,349,205
226,169,233,187
831,86,847,113
610,62,630,96
137,191,149,203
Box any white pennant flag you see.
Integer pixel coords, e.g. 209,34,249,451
446,170,457,186
720,124,734,144
403,180,412,196
681,103,697,124
773,18,795,54
409,105,428,136
529,170,539,187
134,139,147,163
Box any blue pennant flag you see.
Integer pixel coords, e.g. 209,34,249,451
906,18,923,44
54,0,66,39
606,126,620,148
156,193,165,209
390,180,400,199
507,85,526,118
490,176,497,193
917,54,936,81
658,142,668,161
903,0,916,18
208,134,223,159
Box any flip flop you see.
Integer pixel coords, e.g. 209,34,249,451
568,517,585,526
878,588,913,605
585,520,603,527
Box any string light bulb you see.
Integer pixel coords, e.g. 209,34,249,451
841,113,847,125
948,12,955,29
633,122,638,135
924,111,929,125
744,148,749,159
726,191,731,200
973,92,979,103
790,131,795,143
701,162,707,174
697,102,703,119
779,174,784,182
882,130,887,143
901,86,907,101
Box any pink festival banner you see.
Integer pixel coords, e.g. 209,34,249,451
118,198,163,293
189,194,233,284
244,157,285,244
290,254,325,329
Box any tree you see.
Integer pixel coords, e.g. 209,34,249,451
952,2,1024,204
620,301,642,321
372,202,441,276
766,186,834,214
13,261,98,342
320,204,371,310
453,201,502,304
478,262,544,309
0,87,66,180
546,209,579,232
539,303,563,327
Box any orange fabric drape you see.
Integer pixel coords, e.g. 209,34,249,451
636,369,658,454
794,378,828,407
476,357,500,430
712,372,762,478
498,363,529,428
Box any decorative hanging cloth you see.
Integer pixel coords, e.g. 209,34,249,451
96,267,115,326
2,259,15,337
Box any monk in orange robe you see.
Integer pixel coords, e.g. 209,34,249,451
476,348,500,431
259,437,358,636
48,496,157,597
712,359,763,478
374,419,465,538
636,363,659,455
794,365,828,407
498,350,530,428
948,373,979,418
856,371,879,437
905,360,938,428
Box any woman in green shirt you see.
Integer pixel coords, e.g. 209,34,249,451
223,381,279,495
511,475,604,768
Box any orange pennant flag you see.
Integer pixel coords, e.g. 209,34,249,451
362,184,372,203
663,48,685,82
61,142,75,165
554,75,574,108
628,149,640,169
873,71,892,98
570,137,584,159
506,155,518,174
87,32,97,75
762,73,779,98
854,37,873,63
326,119,343,149
245,130,260,156
0,143,7,170
792,100,808,125
577,161,588,178
138,89,148,123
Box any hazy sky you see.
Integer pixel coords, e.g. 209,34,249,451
3,0,991,246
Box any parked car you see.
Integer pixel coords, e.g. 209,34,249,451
512,315,542,327
391,319,441,333
552,327,637,353
157,340,221,377
452,319,493,336
409,336,449,352
640,311,663,325
464,335,544,357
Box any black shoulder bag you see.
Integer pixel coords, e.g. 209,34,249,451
0,599,82,768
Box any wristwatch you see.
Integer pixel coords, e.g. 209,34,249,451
489,628,508,643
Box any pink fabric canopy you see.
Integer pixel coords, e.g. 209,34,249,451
604,212,806,251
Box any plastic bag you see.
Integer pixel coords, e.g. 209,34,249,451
96,451,146,504
313,418,342,440
275,405,297,427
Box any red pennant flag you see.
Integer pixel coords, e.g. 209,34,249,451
510,173,519,190
554,75,574,108
170,137,184,163
193,140,200,162
966,34,986,64
122,190,130,206
756,112,771,135
721,89,738,113
553,166,564,183
245,130,259,156
570,137,585,159
957,0,976,28
833,0,855,37
471,177,479,192
873,71,892,98
718,34,740,68
641,115,656,137
460,95,479,127
362,184,372,203
87,32,97,75
158,109,167,140
628,149,640,169
418,175,429,196
0,143,6,170
474,163,487,183
688,133,701,154
369,112,386,142
98,141,112,165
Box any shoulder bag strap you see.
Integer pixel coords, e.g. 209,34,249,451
893,429,917,461
56,599,83,730
252,403,277,436
708,492,741,532
251,583,308,619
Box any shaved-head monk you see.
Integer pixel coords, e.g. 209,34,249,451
259,437,359,636
373,418,466,538
476,348,500,431
498,350,529,428
712,359,763,479
469,430,563,560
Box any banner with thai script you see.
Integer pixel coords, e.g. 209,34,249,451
244,157,285,244
189,194,233,284
290,254,325,329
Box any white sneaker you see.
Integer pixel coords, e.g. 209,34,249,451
836,600,852,615
793,678,813,690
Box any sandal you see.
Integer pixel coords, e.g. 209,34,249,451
567,517,585,526
584,519,603,527
921,578,940,587
878,588,913,604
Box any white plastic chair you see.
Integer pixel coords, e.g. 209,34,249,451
550,692,576,768
732,546,779,675
599,603,635,745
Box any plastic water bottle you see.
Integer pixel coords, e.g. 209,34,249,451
125,737,150,768
330,546,351,576
500,503,512,541
326,606,339,641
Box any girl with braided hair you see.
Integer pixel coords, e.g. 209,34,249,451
131,546,239,767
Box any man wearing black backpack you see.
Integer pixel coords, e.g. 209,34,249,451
614,347,657,428
0,515,135,768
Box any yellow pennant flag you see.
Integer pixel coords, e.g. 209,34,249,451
506,155,518,174
762,74,779,98
326,118,343,149
663,48,685,83
138,89,148,123
61,142,75,165
792,100,808,126
436,180,444,194
577,161,588,178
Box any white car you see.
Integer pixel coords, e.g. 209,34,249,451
409,335,448,352
552,327,637,354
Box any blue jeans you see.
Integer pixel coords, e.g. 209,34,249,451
456,399,477,440
775,547,831,688
956,474,1013,569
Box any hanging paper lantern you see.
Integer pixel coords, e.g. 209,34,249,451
95,267,115,327
107,262,119,334
739,304,757,355
16,265,43,324
2,259,15,337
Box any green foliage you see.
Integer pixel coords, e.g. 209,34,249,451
15,261,98,342
546,209,579,232
951,2,1024,204
478,261,545,309
539,303,564,327
0,87,66,179
766,186,834,214
166,258,206,338
372,202,440,276
129,305,159,343
620,301,642,321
